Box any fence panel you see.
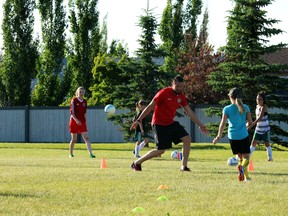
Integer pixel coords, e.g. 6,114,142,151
0,106,286,143
0,109,25,142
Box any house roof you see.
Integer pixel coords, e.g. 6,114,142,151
261,48,288,65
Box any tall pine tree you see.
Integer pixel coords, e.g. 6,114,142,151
208,0,288,146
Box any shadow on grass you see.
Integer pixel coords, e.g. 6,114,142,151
0,192,40,198
0,144,228,151
251,172,288,177
0,146,134,152
172,145,228,150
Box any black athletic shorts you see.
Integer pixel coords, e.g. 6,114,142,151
153,121,189,150
229,136,250,155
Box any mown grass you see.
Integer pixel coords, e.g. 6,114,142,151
0,143,287,215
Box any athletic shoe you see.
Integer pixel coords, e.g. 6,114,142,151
245,178,252,182
180,166,191,172
69,154,74,158
130,162,142,171
238,165,244,181
268,159,273,162
90,154,96,158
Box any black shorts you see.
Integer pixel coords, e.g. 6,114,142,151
229,136,250,155
153,121,189,150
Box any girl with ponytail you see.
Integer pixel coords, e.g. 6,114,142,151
213,88,253,182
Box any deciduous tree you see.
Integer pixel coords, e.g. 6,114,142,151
1,0,38,106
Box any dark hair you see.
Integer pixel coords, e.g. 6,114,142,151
173,75,184,83
136,100,146,111
257,91,266,104
136,100,146,106
228,87,242,99
228,87,245,114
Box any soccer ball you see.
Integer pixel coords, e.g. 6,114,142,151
227,157,238,166
104,104,116,115
171,150,179,159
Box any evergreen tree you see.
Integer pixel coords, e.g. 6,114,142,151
197,7,209,48
91,7,163,141
207,0,288,146
108,39,129,57
111,8,163,141
183,0,202,39
67,0,101,97
135,8,161,98
1,0,38,106
32,0,66,106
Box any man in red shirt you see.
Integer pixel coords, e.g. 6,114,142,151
69,87,95,158
130,75,209,171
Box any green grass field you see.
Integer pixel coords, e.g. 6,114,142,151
1,143,287,215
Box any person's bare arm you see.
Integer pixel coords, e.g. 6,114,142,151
213,113,227,144
182,105,209,135
130,100,156,130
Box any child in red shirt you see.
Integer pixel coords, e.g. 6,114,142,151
69,87,95,158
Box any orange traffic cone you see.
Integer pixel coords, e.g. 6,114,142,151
248,159,254,171
101,157,107,169
157,185,169,190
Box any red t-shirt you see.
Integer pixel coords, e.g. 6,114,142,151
70,97,87,123
152,87,188,126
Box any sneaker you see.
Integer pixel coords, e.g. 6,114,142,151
180,166,191,172
90,154,96,158
268,159,273,162
238,165,244,181
130,162,142,171
245,178,252,182
69,154,74,158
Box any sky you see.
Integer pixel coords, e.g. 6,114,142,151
0,0,288,56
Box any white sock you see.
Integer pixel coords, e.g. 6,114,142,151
250,146,255,157
266,146,273,160
135,144,140,157
139,141,146,150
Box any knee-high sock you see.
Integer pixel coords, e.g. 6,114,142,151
139,141,146,149
134,143,140,157
242,158,250,179
238,159,243,166
266,146,273,160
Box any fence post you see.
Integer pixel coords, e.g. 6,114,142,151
190,105,195,142
25,105,30,142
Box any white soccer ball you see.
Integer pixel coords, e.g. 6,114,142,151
227,157,238,166
171,150,179,159
104,104,116,115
